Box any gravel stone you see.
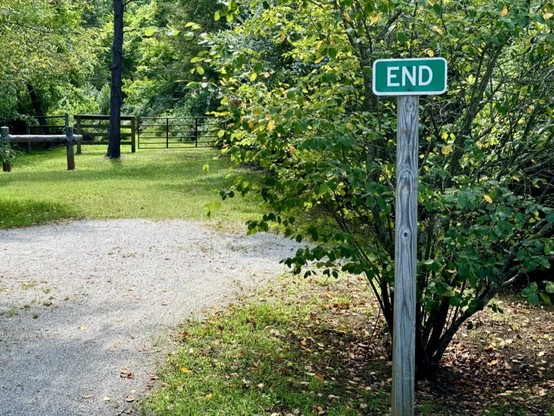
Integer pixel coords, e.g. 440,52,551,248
0,219,300,415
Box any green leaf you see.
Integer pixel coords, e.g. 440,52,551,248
539,292,551,304
143,26,158,37
528,293,540,306
521,287,533,297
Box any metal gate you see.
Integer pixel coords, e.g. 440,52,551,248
137,116,223,149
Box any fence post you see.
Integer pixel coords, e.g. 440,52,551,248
131,116,136,153
66,126,75,170
194,117,199,147
75,116,82,154
1,126,11,172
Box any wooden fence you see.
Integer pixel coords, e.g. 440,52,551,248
10,114,223,153
74,114,136,153
1,126,82,171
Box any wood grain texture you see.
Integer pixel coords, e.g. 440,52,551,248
392,95,419,416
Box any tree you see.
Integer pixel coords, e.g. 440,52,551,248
208,0,554,374
106,0,125,159
121,0,226,117
0,0,94,124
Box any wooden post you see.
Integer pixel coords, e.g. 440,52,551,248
392,95,419,416
66,126,75,170
75,116,82,154
131,116,136,153
1,126,11,172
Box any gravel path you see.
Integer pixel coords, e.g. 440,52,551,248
0,219,300,416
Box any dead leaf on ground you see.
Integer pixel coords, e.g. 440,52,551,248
120,368,134,379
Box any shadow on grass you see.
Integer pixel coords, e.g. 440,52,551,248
0,199,80,229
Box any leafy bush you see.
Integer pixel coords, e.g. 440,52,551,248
209,0,554,373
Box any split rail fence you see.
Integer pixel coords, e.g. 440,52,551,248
4,114,225,153
1,126,82,171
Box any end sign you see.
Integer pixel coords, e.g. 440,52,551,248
372,57,447,96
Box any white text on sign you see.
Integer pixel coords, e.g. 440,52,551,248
387,65,433,88
372,58,447,96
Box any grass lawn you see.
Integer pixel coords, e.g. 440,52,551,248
0,145,260,230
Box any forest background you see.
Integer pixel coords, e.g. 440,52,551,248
0,0,221,126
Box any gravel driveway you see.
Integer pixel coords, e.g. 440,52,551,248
0,219,300,416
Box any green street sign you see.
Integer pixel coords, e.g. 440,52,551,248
372,57,447,96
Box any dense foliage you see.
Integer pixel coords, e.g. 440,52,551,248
0,0,221,127
0,0,96,122
206,0,554,372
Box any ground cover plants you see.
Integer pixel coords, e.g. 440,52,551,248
139,275,554,415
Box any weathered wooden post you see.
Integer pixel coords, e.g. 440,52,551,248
75,115,82,154
66,126,75,170
131,116,137,153
372,57,447,415
1,126,11,172
392,95,418,414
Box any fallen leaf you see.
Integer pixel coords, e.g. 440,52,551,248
120,368,134,379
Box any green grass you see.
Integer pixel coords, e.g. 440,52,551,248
0,145,260,229
140,276,391,416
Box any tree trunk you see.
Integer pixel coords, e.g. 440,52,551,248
26,84,51,135
107,0,124,159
